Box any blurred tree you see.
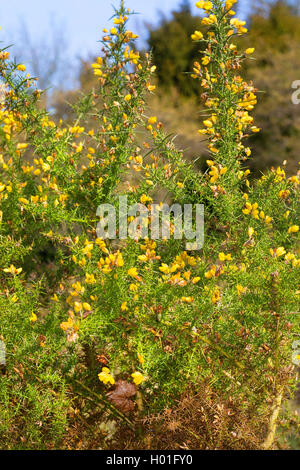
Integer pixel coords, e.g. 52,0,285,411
241,0,300,175
247,0,300,53
147,0,205,96
52,56,98,123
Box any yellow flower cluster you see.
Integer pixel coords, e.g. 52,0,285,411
98,251,124,274
98,367,115,385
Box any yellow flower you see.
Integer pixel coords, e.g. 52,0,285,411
289,175,299,185
191,31,203,41
243,202,259,219
17,143,28,150
270,247,286,258
203,119,213,128
11,294,18,303
95,238,109,254
137,353,145,365
131,371,145,385
205,265,217,279
124,94,132,101
93,68,103,77
278,189,290,199
121,301,128,311
203,1,213,10
226,0,237,9
202,56,210,66
245,48,255,54
159,263,170,275
72,281,85,294
248,227,255,238
181,296,194,303
140,194,153,204
83,302,92,311
18,197,29,205
98,367,115,385
82,241,94,256
128,267,138,278
115,252,124,267
3,265,22,275
146,82,156,92
85,273,96,284
17,64,26,71
236,285,247,296
288,225,299,234
202,14,217,25
30,312,37,322
218,252,232,262
148,116,157,125
265,216,272,225
74,302,82,313
129,283,138,292
211,289,220,304
41,162,50,172
60,316,73,331
285,253,296,262
114,15,128,25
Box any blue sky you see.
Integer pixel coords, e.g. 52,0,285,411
0,0,248,89
0,0,248,58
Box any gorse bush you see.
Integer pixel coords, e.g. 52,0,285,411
0,0,299,450
146,1,300,178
